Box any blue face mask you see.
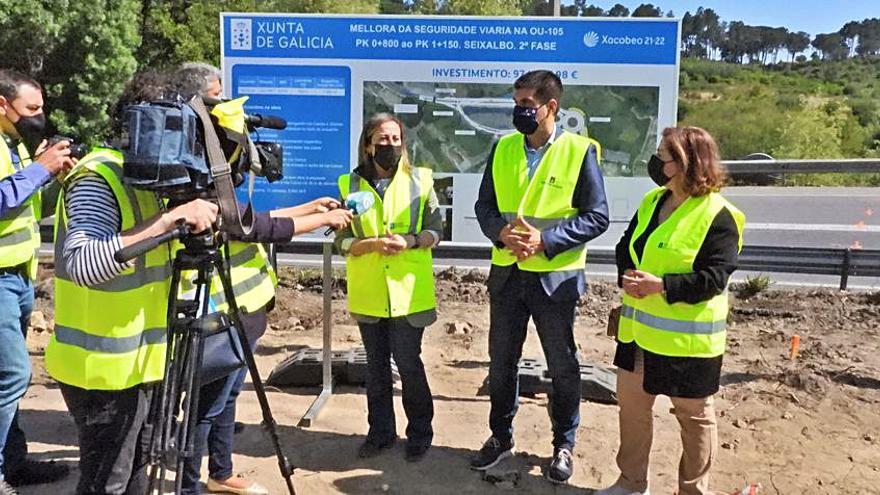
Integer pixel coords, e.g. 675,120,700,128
512,104,544,135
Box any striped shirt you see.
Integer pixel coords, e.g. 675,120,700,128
61,172,145,287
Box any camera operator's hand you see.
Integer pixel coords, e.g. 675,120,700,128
165,199,219,233
35,140,75,176
309,196,342,214
321,208,353,230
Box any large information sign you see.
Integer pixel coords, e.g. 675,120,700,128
221,14,680,244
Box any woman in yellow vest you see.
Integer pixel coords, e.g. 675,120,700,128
335,113,442,463
596,127,745,495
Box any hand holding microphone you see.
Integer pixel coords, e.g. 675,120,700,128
324,191,375,235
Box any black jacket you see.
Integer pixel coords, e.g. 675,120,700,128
613,190,740,398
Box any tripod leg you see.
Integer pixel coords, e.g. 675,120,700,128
147,263,187,494
174,320,205,494
173,261,214,495
214,256,297,495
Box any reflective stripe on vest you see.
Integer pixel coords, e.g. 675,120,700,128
46,149,172,390
617,188,745,358
338,167,436,318
0,139,40,279
180,241,277,314
490,131,591,273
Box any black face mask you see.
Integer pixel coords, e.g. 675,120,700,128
11,112,46,154
512,104,543,135
372,144,402,171
647,154,671,186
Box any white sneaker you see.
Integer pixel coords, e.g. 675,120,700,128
593,484,650,495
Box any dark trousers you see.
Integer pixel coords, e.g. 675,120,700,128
488,268,581,448
359,318,434,447
181,310,266,494
60,383,152,495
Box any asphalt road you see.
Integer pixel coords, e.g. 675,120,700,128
38,186,880,289
589,186,880,250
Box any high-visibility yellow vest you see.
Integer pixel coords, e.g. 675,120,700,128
618,187,745,358
338,167,436,318
490,131,592,272
180,240,277,314
0,138,40,280
46,149,172,390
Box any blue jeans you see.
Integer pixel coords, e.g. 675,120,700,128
488,268,581,449
359,318,433,447
0,272,33,479
181,310,266,494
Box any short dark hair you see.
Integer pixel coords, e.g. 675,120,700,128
110,70,171,133
514,70,562,107
0,69,41,101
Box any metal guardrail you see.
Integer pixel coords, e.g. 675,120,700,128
275,242,880,291
723,158,880,175
39,225,878,289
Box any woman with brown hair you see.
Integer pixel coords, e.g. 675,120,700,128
334,113,442,462
596,126,745,495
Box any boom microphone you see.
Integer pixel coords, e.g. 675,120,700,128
244,114,287,130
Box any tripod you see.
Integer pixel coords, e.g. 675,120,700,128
138,229,295,494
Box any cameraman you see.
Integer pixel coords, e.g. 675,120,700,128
173,63,351,495
0,69,72,491
43,70,220,495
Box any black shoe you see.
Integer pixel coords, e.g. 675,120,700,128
0,480,18,495
6,459,69,487
234,421,245,434
470,436,514,471
405,444,430,462
357,437,397,458
546,446,573,484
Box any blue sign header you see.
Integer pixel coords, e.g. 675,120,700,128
223,15,679,65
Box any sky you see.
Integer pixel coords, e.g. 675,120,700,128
564,0,879,35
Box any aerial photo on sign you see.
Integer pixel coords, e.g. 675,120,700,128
364,81,659,178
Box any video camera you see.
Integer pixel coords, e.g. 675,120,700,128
47,135,90,160
119,95,286,202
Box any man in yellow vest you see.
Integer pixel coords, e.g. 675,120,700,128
472,70,609,484
45,71,220,494
0,69,74,492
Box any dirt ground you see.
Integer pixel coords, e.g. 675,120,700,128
17,265,880,494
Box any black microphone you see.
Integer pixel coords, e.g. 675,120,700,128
244,114,287,130
199,96,287,130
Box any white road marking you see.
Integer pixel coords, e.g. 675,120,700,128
746,222,880,233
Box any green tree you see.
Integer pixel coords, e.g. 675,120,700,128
444,0,521,15
812,32,848,60
411,0,440,14
631,4,662,17
380,0,408,14
784,31,811,62
0,0,64,74
43,0,141,141
139,0,264,69
775,99,868,160
607,3,629,17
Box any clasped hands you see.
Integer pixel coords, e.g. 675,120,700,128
500,217,544,262
621,269,664,299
